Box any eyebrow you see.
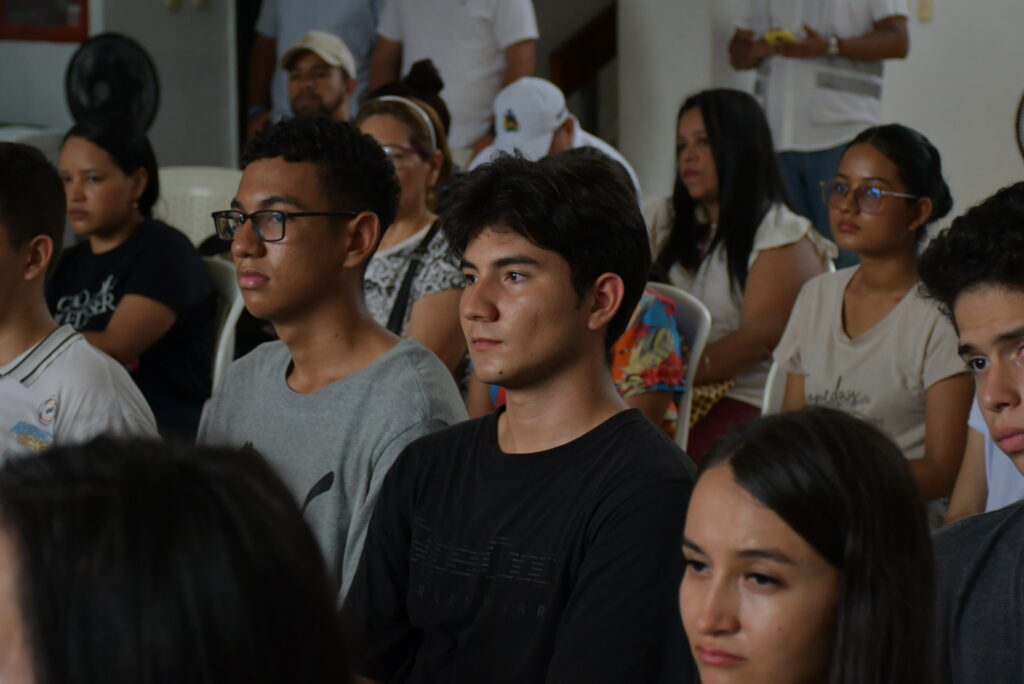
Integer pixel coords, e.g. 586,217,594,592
683,538,795,564
459,254,542,270
230,195,305,211
958,326,1024,357
833,172,894,187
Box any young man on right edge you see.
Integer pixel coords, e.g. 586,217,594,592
346,153,696,683
918,181,1024,683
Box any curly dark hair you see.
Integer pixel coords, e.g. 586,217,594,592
442,152,650,352
918,181,1024,323
242,116,399,235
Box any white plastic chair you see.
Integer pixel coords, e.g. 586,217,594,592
153,166,242,247
646,282,712,452
761,361,788,415
202,257,245,393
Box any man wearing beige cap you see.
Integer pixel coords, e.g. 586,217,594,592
282,30,358,122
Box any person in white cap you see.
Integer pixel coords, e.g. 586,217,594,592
282,30,358,122
469,77,643,203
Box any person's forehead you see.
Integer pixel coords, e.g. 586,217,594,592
464,226,562,263
236,158,325,208
954,286,1024,342
288,50,335,72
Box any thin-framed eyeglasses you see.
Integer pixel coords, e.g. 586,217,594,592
820,179,918,214
382,145,424,166
211,209,358,242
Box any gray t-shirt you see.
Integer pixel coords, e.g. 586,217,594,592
933,500,1024,683
199,337,467,601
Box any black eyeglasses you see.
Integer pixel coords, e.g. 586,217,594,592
211,209,358,242
819,180,917,214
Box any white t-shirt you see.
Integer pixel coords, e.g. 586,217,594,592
377,0,539,148
1,326,158,458
733,0,908,151
967,398,1024,513
256,0,384,121
646,199,835,407
774,266,965,460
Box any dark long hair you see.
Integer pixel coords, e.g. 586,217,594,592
700,407,933,684
64,115,160,217
655,89,790,292
0,438,352,684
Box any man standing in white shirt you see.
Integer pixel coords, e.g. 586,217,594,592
729,0,909,265
369,0,538,162
0,143,156,458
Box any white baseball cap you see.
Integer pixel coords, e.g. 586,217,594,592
280,30,356,80
487,77,570,161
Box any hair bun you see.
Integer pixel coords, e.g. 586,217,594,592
404,59,444,96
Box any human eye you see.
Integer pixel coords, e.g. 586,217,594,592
505,271,527,283
86,174,103,184
745,572,780,588
682,555,708,575
964,356,988,374
863,186,884,201
676,141,687,155
832,181,850,196
461,271,478,286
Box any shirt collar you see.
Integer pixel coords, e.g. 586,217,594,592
0,325,80,385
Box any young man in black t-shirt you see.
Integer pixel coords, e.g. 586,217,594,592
346,153,696,683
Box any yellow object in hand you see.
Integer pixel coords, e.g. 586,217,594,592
762,28,796,45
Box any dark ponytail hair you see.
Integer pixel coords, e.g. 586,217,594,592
848,123,952,242
699,407,933,684
654,88,790,292
64,115,160,217
365,58,451,136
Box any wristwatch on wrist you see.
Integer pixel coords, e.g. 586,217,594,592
826,35,840,57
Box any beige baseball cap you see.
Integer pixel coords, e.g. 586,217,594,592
280,30,356,80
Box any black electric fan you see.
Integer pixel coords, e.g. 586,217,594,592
65,32,160,129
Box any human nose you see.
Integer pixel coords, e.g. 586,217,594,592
461,274,498,322
977,358,1024,415
689,575,741,636
65,177,85,202
229,216,266,260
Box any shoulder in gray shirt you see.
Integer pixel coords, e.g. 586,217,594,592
199,337,467,601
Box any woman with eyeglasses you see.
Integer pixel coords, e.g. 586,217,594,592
354,96,466,373
774,123,973,522
647,89,835,460
48,115,215,438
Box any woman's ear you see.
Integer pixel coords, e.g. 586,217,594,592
130,167,149,208
907,196,933,234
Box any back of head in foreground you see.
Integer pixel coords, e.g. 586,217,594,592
687,406,933,684
442,152,651,353
0,438,350,684
918,180,1024,323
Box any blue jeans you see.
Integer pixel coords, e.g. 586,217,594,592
778,144,854,267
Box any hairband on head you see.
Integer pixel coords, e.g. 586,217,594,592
375,95,438,152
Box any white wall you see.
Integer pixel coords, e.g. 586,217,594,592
618,0,1024,215
0,0,237,167
618,0,713,201
880,0,1024,216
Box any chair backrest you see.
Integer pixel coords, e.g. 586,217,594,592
202,257,245,393
761,361,788,415
646,282,712,453
153,166,242,247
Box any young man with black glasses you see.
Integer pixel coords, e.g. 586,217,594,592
200,116,466,603
346,153,695,683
